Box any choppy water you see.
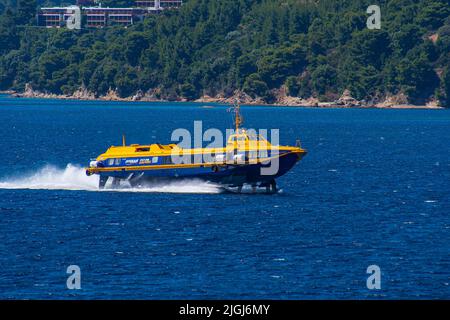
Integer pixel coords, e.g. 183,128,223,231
0,95,449,299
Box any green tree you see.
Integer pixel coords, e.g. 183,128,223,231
310,65,337,96
16,0,36,25
243,73,270,100
179,83,199,100
416,0,450,29
257,45,306,88
125,32,149,66
285,76,300,97
440,66,450,107
0,8,18,54
396,51,439,102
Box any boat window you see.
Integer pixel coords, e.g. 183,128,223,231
162,156,172,165
249,151,258,159
191,154,203,164
136,147,150,152
228,135,248,143
152,157,159,164
214,154,225,163
246,132,259,141
108,158,114,166
259,150,268,159
258,135,270,143
115,158,121,165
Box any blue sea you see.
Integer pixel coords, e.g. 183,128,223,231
0,94,448,299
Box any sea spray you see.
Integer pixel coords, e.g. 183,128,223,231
0,164,222,194
0,164,98,191
116,180,222,194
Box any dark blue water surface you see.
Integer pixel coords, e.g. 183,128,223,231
0,94,449,299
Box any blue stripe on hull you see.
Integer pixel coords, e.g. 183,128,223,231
100,152,300,186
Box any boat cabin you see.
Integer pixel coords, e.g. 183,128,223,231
226,130,272,150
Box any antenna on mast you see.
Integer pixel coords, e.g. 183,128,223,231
227,99,244,133
122,134,126,146
233,100,243,133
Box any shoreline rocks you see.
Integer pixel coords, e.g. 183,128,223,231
3,85,445,109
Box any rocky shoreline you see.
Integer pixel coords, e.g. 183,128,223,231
2,85,444,109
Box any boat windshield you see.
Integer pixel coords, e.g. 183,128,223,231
246,132,260,141
227,131,270,145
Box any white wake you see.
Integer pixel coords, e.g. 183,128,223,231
0,164,222,194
